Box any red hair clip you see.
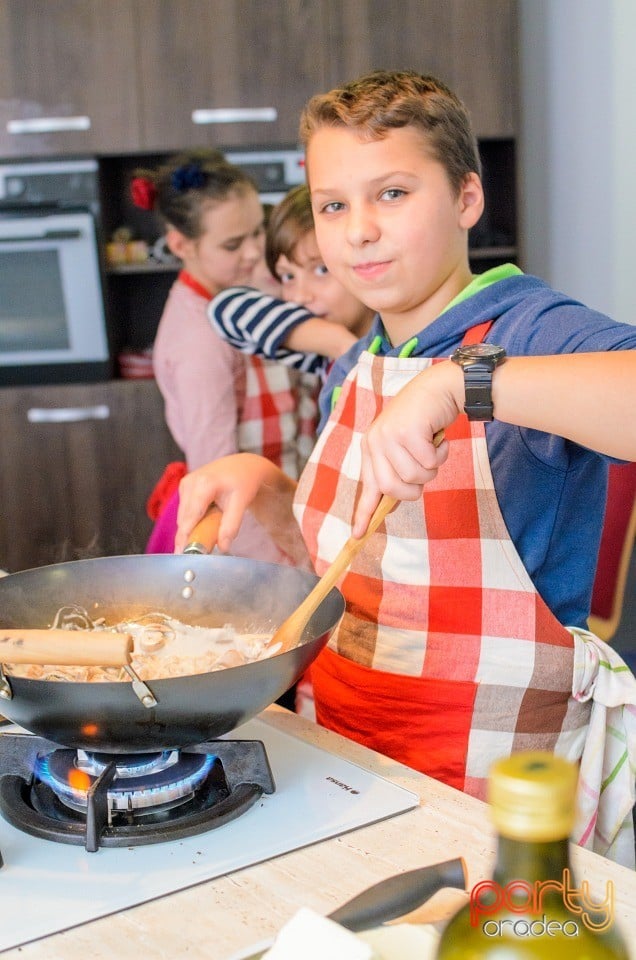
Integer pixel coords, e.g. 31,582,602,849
131,176,157,211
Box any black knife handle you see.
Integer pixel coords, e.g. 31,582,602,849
327,857,467,933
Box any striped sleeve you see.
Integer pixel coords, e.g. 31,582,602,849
208,287,330,377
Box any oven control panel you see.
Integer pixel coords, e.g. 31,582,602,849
225,148,306,203
0,159,99,214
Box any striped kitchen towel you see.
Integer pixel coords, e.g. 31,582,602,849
569,627,636,868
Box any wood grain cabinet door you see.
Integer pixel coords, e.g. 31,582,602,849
0,0,142,157
324,0,518,137
136,0,330,150
0,380,181,573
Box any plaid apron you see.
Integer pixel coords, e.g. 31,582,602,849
293,322,591,797
170,270,316,480
238,358,318,479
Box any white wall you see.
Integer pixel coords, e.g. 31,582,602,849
518,0,636,324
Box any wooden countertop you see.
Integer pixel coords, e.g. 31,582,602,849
4,706,636,960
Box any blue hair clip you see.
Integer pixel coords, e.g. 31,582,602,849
171,162,207,192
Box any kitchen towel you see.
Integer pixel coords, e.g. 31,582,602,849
570,626,636,869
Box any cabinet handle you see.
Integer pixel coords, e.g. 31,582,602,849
27,405,110,424
7,116,91,135
191,107,277,125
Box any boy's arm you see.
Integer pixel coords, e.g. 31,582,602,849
208,287,328,373
353,351,636,537
175,452,309,567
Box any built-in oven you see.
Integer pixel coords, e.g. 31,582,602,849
0,159,110,385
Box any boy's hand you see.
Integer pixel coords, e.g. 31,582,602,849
353,361,461,537
175,453,278,554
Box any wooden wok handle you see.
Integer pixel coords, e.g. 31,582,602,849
0,629,133,666
271,429,445,654
183,505,223,555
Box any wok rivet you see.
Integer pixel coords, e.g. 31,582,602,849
184,569,196,583
181,585,194,600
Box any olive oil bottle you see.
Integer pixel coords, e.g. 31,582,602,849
435,752,629,958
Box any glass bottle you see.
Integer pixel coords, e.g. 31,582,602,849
435,751,629,958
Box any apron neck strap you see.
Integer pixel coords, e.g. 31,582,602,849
461,319,495,346
179,269,213,300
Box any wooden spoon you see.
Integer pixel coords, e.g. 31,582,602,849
271,429,445,654
0,629,133,666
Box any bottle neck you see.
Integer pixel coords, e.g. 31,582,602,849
493,835,572,885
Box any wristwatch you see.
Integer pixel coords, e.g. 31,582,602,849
451,343,507,421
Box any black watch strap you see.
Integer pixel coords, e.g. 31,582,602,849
463,362,497,421
451,345,506,422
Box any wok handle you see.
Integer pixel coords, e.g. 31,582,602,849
183,504,223,555
0,629,133,666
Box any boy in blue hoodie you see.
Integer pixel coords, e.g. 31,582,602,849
177,71,636,865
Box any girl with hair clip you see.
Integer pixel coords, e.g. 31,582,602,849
134,150,306,564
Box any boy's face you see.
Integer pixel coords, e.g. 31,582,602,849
306,126,483,335
276,229,371,336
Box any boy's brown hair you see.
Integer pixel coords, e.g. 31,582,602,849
299,70,482,194
265,184,314,279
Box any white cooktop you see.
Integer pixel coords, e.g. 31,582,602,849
0,717,418,953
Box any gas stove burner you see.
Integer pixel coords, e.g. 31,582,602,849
38,749,214,813
0,733,275,853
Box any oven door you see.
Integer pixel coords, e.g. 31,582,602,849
0,208,110,384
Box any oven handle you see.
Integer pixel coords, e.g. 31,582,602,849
27,405,110,424
0,230,83,243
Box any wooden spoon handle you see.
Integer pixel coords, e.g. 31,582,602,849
272,495,397,653
0,629,133,666
271,428,445,654
183,505,223,555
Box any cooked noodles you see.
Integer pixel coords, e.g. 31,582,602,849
6,605,280,682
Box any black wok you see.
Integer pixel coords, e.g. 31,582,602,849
0,554,344,753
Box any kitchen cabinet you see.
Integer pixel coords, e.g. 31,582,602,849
135,0,517,150
0,0,516,159
0,0,142,157
325,0,518,137
135,0,330,150
0,379,181,572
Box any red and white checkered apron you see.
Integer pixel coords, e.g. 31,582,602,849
293,323,591,797
179,270,317,480
238,355,313,479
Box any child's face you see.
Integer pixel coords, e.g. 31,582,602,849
275,229,372,336
172,188,265,294
306,126,483,335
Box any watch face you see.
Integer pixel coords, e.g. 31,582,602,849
460,344,505,360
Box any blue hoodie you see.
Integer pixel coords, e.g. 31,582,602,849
320,272,636,630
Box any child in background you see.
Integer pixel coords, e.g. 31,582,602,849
176,72,636,865
209,184,373,389
135,150,307,561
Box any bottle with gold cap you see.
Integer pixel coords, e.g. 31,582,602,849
435,751,629,958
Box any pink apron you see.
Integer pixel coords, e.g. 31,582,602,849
146,271,315,555
293,323,591,797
